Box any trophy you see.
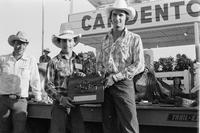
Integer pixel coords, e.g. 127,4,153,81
66,52,105,104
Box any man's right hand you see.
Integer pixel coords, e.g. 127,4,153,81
59,96,75,108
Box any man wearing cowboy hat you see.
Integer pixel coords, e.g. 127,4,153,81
97,0,145,133
0,31,42,133
45,23,86,133
39,48,51,63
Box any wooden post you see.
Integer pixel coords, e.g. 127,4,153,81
194,22,200,62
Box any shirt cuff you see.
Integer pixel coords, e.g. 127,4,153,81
34,95,42,101
112,72,124,82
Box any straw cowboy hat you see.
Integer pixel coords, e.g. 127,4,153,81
43,48,50,53
106,0,136,21
8,31,29,47
52,23,81,48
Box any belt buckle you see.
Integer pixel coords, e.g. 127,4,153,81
9,94,17,99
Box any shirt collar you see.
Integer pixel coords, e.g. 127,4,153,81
108,27,128,38
57,51,77,60
21,54,29,60
9,53,29,61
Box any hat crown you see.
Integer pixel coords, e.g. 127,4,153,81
59,23,74,36
106,0,136,21
112,0,129,9
16,31,28,41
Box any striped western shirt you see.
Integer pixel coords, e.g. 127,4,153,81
97,28,145,81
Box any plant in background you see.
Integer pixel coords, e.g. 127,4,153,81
77,51,97,75
174,54,193,71
158,57,174,72
153,61,160,72
153,54,194,72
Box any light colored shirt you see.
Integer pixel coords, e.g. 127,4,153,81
97,28,145,81
0,53,42,101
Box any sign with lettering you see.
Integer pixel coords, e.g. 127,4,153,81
69,0,200,36
167,113,198,122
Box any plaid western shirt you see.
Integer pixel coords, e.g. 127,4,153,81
97,28,145,81
45,52,80,101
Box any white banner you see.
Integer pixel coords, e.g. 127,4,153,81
69,0,200,36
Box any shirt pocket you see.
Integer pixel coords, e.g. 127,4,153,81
19,66,30,79
56,62,71,77
0,64,10,74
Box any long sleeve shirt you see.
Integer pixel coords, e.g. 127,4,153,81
0,53,42,101
97,28,145,81
45,52,80,101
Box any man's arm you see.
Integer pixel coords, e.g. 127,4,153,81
30,57,42,101
45,60,62,101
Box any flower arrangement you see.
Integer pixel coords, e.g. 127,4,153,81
77,51,97,75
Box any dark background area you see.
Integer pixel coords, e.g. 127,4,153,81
26,118,198,133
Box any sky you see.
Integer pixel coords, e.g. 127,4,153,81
0,0,95,62
0,0,196,62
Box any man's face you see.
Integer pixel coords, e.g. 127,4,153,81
111,9,127,30
13,40,28,55
60,38,75,54
44,51,49,55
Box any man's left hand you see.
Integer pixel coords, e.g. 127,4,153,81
76,72,86,77
105,74,115,88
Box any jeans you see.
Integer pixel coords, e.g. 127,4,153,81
0,96,28,133
102,79,139,133
50,103,85,133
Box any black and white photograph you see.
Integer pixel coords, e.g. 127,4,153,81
0,0,199,133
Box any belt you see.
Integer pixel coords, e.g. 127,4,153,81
0,94,27,100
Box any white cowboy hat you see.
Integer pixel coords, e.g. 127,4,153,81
8,31,29,47
52,23,81,48
106,0,136,21
43,48,50,53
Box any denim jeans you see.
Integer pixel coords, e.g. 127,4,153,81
102,79,139,133
0,96,28,133
50,103,85,133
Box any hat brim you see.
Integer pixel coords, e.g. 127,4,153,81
167,77,184,80
106,6,136,21
8,35,29,47
52,34,81,48
43,50,50,53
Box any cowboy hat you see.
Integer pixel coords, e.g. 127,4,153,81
43,48,50,53
106,0,136,21
8,31,29,47
52,23,81,48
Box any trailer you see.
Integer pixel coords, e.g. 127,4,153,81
26,102,198,133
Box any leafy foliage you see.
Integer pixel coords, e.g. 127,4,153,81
77,51,97,75
174,54,193,71
154,54,194,72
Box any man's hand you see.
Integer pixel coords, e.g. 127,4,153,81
59,96,75,108
104,74,115,88
76,72,86,77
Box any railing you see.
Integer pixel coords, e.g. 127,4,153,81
155,70,191,93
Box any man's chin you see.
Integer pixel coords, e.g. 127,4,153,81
62,50,69,54
16,50,24,54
